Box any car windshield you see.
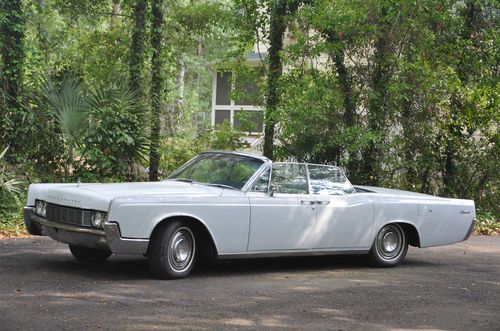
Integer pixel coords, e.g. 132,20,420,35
167,153,264,190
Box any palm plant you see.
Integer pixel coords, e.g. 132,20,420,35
79,83,149,180
0,147,23,206
41,77,90,179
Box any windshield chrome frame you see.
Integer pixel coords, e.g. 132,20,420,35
241,162,272,192
167,151,271,191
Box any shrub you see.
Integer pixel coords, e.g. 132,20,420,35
159,122,244,178
75,84,148,182
0,147,25,236
475,209,500,235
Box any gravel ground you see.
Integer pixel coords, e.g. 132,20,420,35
0,235,499,330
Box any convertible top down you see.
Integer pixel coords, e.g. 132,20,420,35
24,151,476,279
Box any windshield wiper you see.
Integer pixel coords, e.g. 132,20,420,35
168,178,195,183
205,183,238,190
168,179,237,190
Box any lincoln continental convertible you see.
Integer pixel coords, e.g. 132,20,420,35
24,151,476,279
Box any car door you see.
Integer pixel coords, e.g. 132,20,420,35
308,165,374,249
247,163,317,251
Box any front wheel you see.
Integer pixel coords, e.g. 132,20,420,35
368,224,408,267
69,244,112,262
148,221,197,279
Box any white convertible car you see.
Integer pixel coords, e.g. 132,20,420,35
24,151,476,279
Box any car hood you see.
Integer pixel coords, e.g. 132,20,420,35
29,181,223,211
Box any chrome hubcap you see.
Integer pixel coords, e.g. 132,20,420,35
382,232,398,253
376,225,404,261
168,228,194,272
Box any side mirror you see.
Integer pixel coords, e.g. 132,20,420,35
269,185,277,197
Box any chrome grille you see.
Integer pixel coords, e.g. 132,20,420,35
45,203,92,227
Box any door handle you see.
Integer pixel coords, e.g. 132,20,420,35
316,201,330,205
300,200,315,205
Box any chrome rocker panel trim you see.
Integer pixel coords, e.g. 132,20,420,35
217,249,370,260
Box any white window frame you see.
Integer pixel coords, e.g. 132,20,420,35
211,69,263,134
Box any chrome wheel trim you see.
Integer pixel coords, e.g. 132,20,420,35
167,227,195,272
375,224,405,262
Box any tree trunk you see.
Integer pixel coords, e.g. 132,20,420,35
263,0,287,160
129,0,147,98
111,0,121,26
172,59,185,135
0,0,25,152
363,30,392,186
0,0,24,109
176,60,185,108
36,0,49,62
324,33,356,128
443,0,480,195
195,38,203,134
148,0,164,181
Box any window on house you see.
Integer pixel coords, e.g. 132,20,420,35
213,70,264,133
235,75,260,106
214,109,231,125
234,110,264,132
216,72,231,105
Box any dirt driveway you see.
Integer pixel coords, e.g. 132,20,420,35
0,235,499,330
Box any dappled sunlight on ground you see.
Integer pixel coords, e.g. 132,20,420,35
0,235,499,330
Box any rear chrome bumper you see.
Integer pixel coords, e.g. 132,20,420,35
24,207,149,255
462,218,476,242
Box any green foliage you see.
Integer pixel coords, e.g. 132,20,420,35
211,121,244,151
160,134,210,177
34,76,148,182
159,121,243,178
41,77,89,144
271,0,499,212
234,110,259,133
0,0,25,95
0,147,22,202
0,0,498,237
275,68,378,172
475,210,500,235
0,146,25,235
76,83,148,181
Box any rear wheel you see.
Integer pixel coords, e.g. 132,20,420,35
69,244,112,262
368,224,408,267
148,220,196,279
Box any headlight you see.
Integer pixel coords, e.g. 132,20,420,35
91,212,107,228
35,200,47,217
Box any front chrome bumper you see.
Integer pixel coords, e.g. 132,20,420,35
24,207,149,255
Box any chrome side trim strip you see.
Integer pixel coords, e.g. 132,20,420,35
217,249,370,260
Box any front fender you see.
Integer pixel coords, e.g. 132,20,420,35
108,195,250,254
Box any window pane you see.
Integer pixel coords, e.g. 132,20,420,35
251,168,270,192
215,109,230,125
235,74,260,105
234,110,264,132
216,71,231,105
271,164,308,194
308,165,355,195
